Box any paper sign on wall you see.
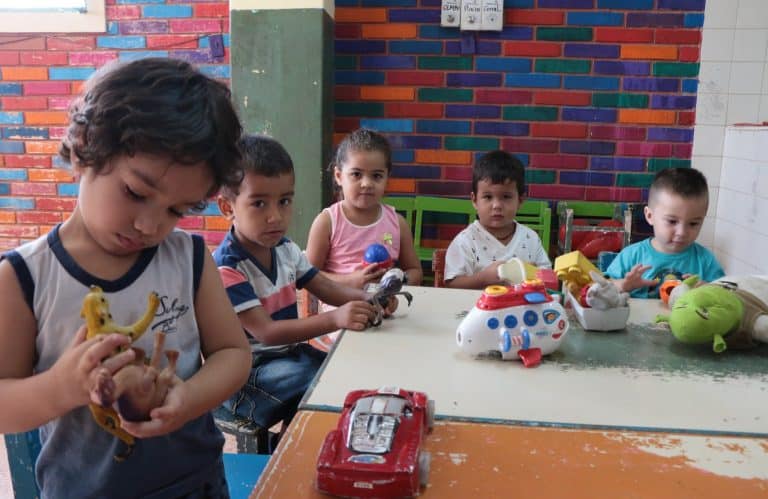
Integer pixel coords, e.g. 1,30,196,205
460,0,481,31
481,0,503,31
441,0,461,28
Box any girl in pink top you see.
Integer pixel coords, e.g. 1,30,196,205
306,129,422,350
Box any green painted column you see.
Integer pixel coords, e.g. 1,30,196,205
230,1,334,248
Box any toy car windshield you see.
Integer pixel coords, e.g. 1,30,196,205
347,395,409,454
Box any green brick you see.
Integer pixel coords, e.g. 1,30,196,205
419,88,473,102
537,27,593,41
616,173,655,188
592,93,649,108
647,158,691,172
335,56,356,70
526,170,556,184
445,136,499,151
535,59,591,74
653,62,700,77
418,56,473,71
334,102,384,117
503,106,558,121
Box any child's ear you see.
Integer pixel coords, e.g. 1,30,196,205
643,205,654,226
217,195,235,220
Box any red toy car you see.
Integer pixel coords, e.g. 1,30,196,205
316,387,434,498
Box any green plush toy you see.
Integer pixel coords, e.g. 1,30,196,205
656,275,768,353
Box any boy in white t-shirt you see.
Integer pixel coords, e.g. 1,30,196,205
445,150,551,289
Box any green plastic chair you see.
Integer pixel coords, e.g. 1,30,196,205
516,200,552,254
383,195,416,228
412,196,476,263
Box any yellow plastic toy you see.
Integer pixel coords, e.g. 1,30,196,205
81,285,159,460
554,251,600,295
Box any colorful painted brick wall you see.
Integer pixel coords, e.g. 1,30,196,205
333,0,705,210
0,1,230,251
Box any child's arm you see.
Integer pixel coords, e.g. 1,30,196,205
612,263,656,293
121,252,251,438
395,214,423,285
306,210,386,288
446,261,504,290
0,261,135,433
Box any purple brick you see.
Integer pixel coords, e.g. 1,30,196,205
594,61,649,75
119,20,168,34
591,157,646,171
389,135,441,149
392,165,441,179
447,40,501,55
561,171,615,186
478,27,533,40
169,50,212,63
623,77,679,92
651,95,696,109
389,9,440,23
336,40,386,54
647,127,694,142
658,0,705,10
475,122,529,136
360,55,416,69
446,104,501,119
563,107,617,122
627,13,685,27
564,43,620,59
560,141,616,155
539,0,593,8
447,73,502,87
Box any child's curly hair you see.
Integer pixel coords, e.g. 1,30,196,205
60,57,243,196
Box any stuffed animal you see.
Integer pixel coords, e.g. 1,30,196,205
582,271,629,310
655,275,768,353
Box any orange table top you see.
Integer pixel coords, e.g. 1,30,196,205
251,410,768,498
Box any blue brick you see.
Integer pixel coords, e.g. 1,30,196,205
3,127,48,140
446,41,501,56
0,113,24,125
49,67,95,81
390,41,443,54
476,57,531,73
682,79,698,93
335,40,386,54
200,203,220,216
562,108,618,122
447,73,502,87
361,0,417,5
335,71,385,85
106,21,119,35
416,120,471,134
169,50,213,64
627,13,684,27
119,51,169,62
0,197,35,209
564,76,620,90
475,122,529,136
360,55,416,70
598,0,652,9
446,105,500,119
389,135,441,149
560,141,616,155
564,43,620,59
648,127,694,142
651,95,696,109
360,119,414,133
684,13,705,27
506,74,561,88
539,0,593,7
419,26,462,39
97,36,146,49
591,157,645,172
623,77,679,92
567,12,624,26
595,61,649,75
389,9,440,23
199,34,230,48
561,172,614,186
391,165,441,179
658,0,705,10
505,0,534,6
0,184,9,195
198,65,230,79
0,169,28,181
58,183,80,197
0,83,22,95
142,5,193,18
478,27,533,41
392,150,414,163
52,156,69,168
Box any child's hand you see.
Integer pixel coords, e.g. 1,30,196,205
119,374,187,438
480,261,505,287
349,263,387,289
622,264,656,292
333,300,376,330
51,326,136,410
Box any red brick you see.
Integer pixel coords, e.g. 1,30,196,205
0,238,20,252
335,24,361,39
0,96,48,110
595,28,653,43
36,197,77,211
23,81,71,96
589,125,647,141
194,3,229,18
385,103,443,118
146,35,199,49
0,51,19,65
335,86,360,101
49,96,75,110
444,166,471,181
17,211,63,224
678,111,695,126
46,37,96,51
615,142,672,157
476,89,532,104
678,46,700,62
506,9,564,25
4,155,51,168
19,51,68,66
0,36,45,50
655,29,701,45
11,182,57,196
534,90,591,106
49,127,67,140
177,216,204,230
501,138,559,153
529,184,584,200
504,41,561,57
529,154,587,170
0,224,39,238
106,5,140,19
672,143,692,158
387,71,444,86
531,123,587,138
69,51,118,66
170,19,222,33
586,187,643,202
335,118,360,132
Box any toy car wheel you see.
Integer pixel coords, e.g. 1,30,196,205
426,399,435,431
418,451,431,488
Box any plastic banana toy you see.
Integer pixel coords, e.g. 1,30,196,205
81,285,160,460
